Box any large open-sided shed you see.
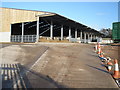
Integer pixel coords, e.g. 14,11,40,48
0,7,103,43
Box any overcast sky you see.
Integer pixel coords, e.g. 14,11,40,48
2,2,119,31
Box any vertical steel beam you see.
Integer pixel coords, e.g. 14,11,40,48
75,29,77,39
91,34,93,41
95,36,97,39
96,35,98,42
69,27,71,41
88,33,90,42
36,17,39,42
21,22,24,43
61,25,63,40
84,32,86,43
50,20,53,40
80,31,82,42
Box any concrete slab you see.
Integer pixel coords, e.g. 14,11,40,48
0,43,119,88
30,43,118,88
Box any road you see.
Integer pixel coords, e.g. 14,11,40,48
0,43,118,88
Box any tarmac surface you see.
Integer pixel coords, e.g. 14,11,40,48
0,43,119,88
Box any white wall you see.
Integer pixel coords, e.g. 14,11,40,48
102,40,113,43
0,32,11,42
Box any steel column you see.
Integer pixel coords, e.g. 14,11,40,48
80,31,82,42
84,32,86,43
61,25,63,40
91,34,93,41
69,27,71,41
50,21,53,40
21,22,24,43
36,17,39,42
75,29,77,39
88,33,90,42
95,35,97,39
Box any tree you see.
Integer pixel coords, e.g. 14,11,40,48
100,28,112,38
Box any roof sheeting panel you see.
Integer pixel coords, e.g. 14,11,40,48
40,14,102,35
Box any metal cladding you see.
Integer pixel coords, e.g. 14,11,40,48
112,22,120,42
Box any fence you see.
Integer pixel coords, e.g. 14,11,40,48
11,35,36,42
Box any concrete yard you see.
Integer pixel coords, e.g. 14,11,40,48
0,43,119,88
101,44,120,68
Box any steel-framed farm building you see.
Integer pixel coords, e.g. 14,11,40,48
0,7,103,43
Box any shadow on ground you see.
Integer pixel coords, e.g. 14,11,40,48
86,64,109,74
1,63,67,89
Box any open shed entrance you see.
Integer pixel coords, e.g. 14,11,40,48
11,21,37,42
10,14,102,43
10,17,70,43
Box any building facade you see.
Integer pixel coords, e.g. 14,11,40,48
0,7,102,43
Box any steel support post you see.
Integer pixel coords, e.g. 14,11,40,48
61,25,63,40
21,22,24,43
36,17,39,42
95,35,97,39
84,32,86,43
91,34,93,41
69,27,71,41
88,33,90,42
80,31,82,42
75,29,77,39
50,21,53,40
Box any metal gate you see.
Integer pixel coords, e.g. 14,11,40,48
11,35,37,42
